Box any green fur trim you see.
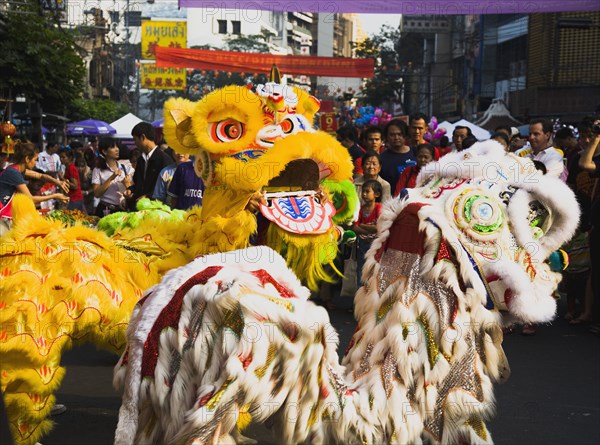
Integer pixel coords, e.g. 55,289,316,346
96,198,186,236
266,224,339,291
323,179,359,225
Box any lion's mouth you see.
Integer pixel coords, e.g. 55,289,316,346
259,159,335,234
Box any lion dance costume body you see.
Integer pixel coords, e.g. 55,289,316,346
2,70,578,445
113,138,579,441
0,68,357,445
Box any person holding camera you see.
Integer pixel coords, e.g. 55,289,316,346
92,137,133,217
577,117,600,336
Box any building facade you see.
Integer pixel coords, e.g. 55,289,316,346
409,11,599,123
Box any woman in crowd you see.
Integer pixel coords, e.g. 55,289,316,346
75,151,94,214
354,150,391,205
92,137,133,217
0,141,69,234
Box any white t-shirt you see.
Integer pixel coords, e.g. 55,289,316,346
91,163,134,206
36,151,60,173
515,145,566,179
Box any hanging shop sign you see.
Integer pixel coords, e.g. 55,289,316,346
140,64,187,90
141,20,187,61
320,113,338,134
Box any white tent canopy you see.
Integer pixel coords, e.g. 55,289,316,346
110,113,143,139
438,120,455,136
437,119,491,141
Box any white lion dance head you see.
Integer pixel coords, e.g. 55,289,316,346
395,140,579,325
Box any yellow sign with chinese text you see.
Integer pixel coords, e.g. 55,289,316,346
140,64,187,90
141,20,187,60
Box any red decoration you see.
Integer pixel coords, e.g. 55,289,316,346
141,266,223,378
155,47,375,78
0,122,16,137
320,112,338,133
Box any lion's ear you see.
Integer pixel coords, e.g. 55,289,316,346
294,88,320,122
163,97,201,154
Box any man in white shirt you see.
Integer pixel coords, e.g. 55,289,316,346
35,142,61,175
34,142,63,212
516,118,566,179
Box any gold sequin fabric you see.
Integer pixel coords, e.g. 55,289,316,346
377,249,457,330
423,334,485,441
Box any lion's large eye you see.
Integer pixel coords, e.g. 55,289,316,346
451,189,505,241
209,119,244,142
280,118,295,134
280,116,307,135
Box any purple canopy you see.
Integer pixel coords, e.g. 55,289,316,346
152,118,164,128
178,0,599,14
66,119,116,136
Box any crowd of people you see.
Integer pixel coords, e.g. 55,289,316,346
0,122,205,235
330,113,600,337
1,114,599,336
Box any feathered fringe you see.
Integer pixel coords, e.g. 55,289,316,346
266,224,339,291
1,194,160,445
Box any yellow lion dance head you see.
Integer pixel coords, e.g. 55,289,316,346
163,67,358,289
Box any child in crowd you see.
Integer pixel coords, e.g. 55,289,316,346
352,179,383,287
58,149,86,213
490,132,510,151
394,143,436,195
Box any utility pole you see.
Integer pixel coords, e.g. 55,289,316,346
88,8,112,98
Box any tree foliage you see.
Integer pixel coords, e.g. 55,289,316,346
69,98,130,123
354,25,424,110
0,1,86,114
224,31,273,53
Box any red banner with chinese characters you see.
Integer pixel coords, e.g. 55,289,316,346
155,47,375,78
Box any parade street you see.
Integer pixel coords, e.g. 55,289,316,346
45,295,599,445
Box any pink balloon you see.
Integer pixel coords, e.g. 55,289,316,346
429,116,438,130
369,116,380,126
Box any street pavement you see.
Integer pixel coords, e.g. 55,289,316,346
44,292,599,445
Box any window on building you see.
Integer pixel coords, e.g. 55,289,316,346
232,20,241,35
217,19,227,34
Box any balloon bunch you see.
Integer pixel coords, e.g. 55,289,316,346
423,116,447,142
353,106,393,128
